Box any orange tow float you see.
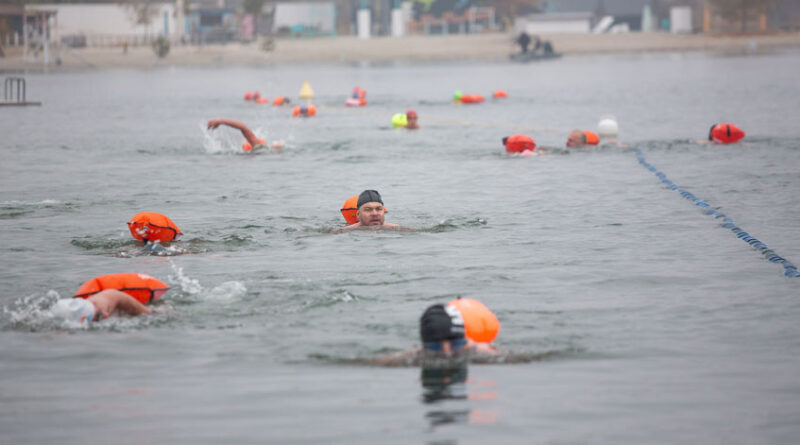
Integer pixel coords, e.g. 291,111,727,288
74,273,169,304
503,134,536,154
709,123,745,144
447,297,500,343
128,212,182,243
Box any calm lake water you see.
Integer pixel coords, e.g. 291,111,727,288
2,49,800,444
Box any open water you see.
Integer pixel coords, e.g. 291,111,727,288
2,49,800,444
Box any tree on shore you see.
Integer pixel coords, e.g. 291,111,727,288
710,0,774,32
120,0,161,42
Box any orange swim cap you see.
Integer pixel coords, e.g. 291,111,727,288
75,273,169,304
308,104,317,116
340,195,359,224
583,130,600,145
504,134,536,153
447,297,500,343
244,92,254,101
128,212,182,243
709,123,745,144
493,90,508,98
406,109,417,118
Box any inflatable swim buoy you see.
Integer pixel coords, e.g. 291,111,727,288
255,97,268,104
447,297,499,343
709,123,745,144
504,134,536,153
75,273,169,304
292,104,317,117
459,94,485,104
583,130,600,145
493,90,508,98
597,116,619,138
128,212,182,243
244,92,254,101
392,113,408,128
242,138,267,152
340,195,359,224
273,96,290,106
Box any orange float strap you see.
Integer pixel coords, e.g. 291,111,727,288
447,297,500,343
128,212,182,243
503,134,536,153
709,123,745,144
340,195,359,224
460,94,485,104
242,138,267,152
583,130,600,145
74,273,169,304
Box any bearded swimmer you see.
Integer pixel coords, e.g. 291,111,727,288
340,190,400,231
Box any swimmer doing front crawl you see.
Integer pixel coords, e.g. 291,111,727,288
52,290,151,323
207,119,284,151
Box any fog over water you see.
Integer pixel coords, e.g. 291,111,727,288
2,50,800,444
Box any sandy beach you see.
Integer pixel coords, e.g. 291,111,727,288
1,31,800,72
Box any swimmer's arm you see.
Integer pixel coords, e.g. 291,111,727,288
207,119,260,146
368,348,420,367
106,290,152,316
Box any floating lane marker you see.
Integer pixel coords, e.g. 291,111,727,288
634,148,799,278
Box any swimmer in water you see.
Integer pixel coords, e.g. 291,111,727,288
405,109,420,130
51,289,152,323
206,119,284,150
368,304,498,367
566,129,600,148
341,190,399,230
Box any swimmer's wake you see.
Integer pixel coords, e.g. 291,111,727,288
634,148,799,278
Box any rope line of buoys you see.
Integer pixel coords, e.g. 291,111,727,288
634,148,799,278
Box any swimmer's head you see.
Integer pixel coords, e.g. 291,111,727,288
420,304,465,351
566,130,587,147
52,298,97,324
356,190,385,226
597,116,619,138
708,123,718,141
406,109,417,119
453,90,463,102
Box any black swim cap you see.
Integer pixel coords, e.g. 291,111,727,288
420,304,465,343
502,136,508,146
357,190,383,209
708,123,718,141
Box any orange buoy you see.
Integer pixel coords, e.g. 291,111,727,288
242,138,267,152
273,96,290,106
447,298,500,343
128,212,182,243
293,104,316,117
75,273,169,304
460,94,485,104
255,97,268,104
709,123,745,144
340,195,359,224
583,130,600,145
503,134,536,153
493,90,508,98
244,92,254,101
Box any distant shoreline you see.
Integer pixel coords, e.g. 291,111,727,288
2,31,799,73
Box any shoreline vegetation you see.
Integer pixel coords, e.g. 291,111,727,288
2,31,800,72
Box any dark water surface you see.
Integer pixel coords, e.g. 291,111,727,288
2,50,800,444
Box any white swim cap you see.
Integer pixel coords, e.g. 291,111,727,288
52,298,96,323
597,116,619,138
